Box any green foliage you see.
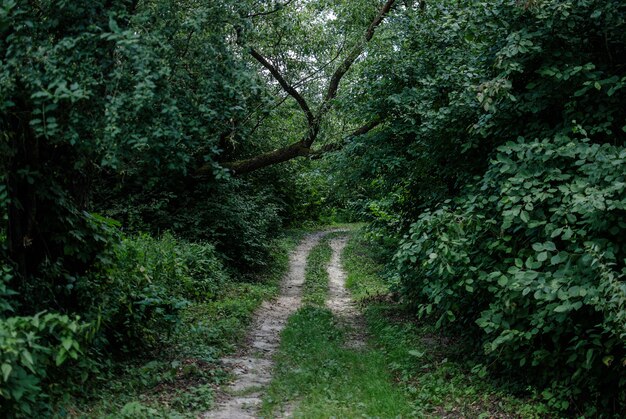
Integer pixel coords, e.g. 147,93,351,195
0,312,88,417
84,233,227,351
0,231,232,416
101,177,284,272
337,0,626,414
67,231,300,418
343,232,549,417
396,130,626,411
197,179,283,271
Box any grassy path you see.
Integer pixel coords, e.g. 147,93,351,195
203,228,549,418
204,232,329,418
260,232,414,418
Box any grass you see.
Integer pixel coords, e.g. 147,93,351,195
66,231,304,418
260,307,416,418
301,236,333,307
261,230,416,418
341,231,551,418
301,231,347,307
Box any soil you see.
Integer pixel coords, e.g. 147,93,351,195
326,235,367,349
201,231,328,419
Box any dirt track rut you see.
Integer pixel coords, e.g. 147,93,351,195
202,232,327,419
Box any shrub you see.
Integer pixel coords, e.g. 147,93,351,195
80,232,227,351
0,311,89,417
101,177,283,273
1,229,230,416
395,131,626,412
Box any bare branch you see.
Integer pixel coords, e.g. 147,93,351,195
309,118,382,158
324,0,396,104
197,141,311,176
250,48,315,125
196,118,382,176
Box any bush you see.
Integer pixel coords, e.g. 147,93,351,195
80,232,228,351
101,177,283,273
395,131,626,412
0,310,89,417
199,179,283,271
1,229,230,417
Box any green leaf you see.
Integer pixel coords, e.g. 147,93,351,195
544,241,556,251
55,350,67,366
1,364,12,382
62,337,73,351
408,350,425,358
532,243,544,252
520,210,530,223
554,304,570,313
21,350,34,368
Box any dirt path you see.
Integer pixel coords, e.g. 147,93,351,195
202,232,327,419
326,236,366,349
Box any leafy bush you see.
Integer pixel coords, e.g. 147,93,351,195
336,0,626,414
396,131,626,412
1,229,230,417
194,179,283,271
80,232,227,351
101,177,283,273
0,311,89,418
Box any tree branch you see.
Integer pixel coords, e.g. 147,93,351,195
196,118,381,176
201,140,311,176
250,48,315,125
204,1,396,176
324,0,396,104
309,118,382,158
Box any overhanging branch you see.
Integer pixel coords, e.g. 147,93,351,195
308,118,383,158
324,0,396,103
250,48,315,125
196,119,382,176
199,1,396,177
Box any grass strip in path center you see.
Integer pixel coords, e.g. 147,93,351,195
261,231,415,418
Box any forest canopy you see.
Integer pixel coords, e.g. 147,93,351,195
1,0,626,416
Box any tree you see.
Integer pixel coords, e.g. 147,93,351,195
196,0,398,175
1,0,258,301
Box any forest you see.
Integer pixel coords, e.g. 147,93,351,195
1,0,625,417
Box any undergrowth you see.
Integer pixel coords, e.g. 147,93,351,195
65,231,303,418
342,231,551,418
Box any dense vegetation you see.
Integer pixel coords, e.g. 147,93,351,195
2,0,625,417
337,0,626,414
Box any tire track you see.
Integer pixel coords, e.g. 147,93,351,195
202,232,328,419
326,235,366,349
